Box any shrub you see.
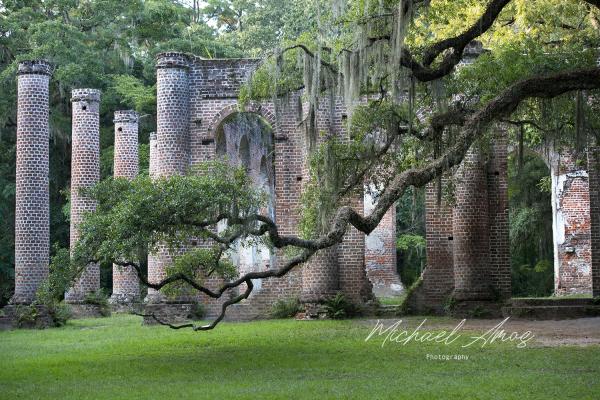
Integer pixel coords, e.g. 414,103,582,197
15,305,38,327
270,298,301,319
188,302,206,321
323,293,357,319
84,290,111,317
47,302,72,327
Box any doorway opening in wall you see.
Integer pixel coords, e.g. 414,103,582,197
508,151,554,297
215,112,275,296
396,187,426,290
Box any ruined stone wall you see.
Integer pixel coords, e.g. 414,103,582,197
65,89,101,303
12,60,52,304
187,57,304,317
550,149,593,295
142,52,405,319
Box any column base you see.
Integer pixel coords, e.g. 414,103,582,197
448,300,504,318
452,286,497,302
109,293,141,313
296,302,328,320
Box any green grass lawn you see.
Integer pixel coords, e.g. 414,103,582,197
0,315,599,399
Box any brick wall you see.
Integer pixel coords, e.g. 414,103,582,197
587,146,600,297
65,89,101,303
12,60,52,304
550,149,593,295
110,110,140,304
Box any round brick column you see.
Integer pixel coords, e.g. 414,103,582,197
452,145,492,301
301,246,340,312
110,110,140,305
12,60,53,304
65,89,101,303
156,52,190,176
146,53,191,303
148,131,157,178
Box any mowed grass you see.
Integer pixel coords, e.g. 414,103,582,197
0,315,599,400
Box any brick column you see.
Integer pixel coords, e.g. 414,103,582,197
146,53,191,303
588,146,600,297
423,176,455,311
486,131,511,299
11,60,53,304
452,145,493,301
148,131,157,177
65,89,101,303
339,192,373,304
301,246,339,305
110,110,140,305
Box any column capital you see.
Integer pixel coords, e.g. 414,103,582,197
114,110,139,124
156,52,192,69
17,60,53,76
71,88,101,103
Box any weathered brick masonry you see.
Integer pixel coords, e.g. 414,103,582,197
65,89,101,303
588,146,600,297
110,110,140,305
11,60,52,304
550,149,594,295
144,53,392,318
418,131,511,313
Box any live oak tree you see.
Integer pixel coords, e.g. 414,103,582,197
46,0,600,331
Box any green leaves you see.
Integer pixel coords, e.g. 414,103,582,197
69,161,265,288
111,75,156,115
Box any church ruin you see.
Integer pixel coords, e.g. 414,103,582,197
7,51,600,321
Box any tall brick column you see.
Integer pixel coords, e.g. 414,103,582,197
422,176,455,311
65,89,101,303
486,131,511,299
149,131,157,177
146,53,191,303
110,110,140,305
301,246,339,306
452,145,493,301
11,60,53,304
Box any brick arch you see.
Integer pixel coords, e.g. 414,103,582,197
207,101,277,139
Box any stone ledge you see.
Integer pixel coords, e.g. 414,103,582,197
0,305,55,330
142,303,195,325
69,304,111,319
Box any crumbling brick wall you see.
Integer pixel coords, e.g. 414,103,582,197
550,149,593,296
